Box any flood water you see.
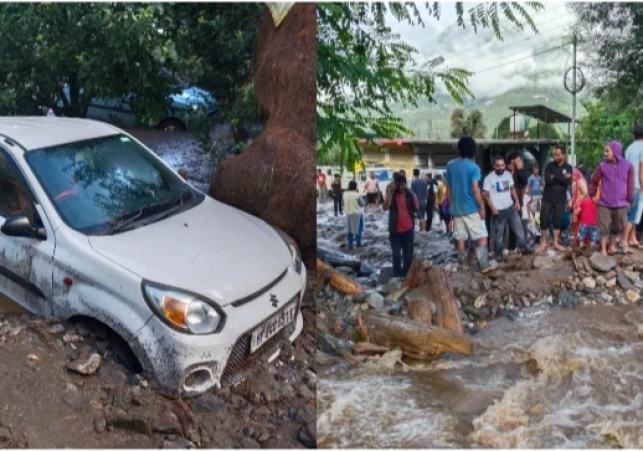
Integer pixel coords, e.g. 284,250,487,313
317,202,643,448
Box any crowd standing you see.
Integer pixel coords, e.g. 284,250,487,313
317,124,643,273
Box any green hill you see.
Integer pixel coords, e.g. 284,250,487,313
394,85,593,139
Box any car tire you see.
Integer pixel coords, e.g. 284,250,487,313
158,118,186,132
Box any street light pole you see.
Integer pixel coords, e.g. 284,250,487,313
571,34,577,166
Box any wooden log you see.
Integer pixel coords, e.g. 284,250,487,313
426,265,464,333
402,258,431,290
361,310,471,359
352,342,391,356
316,259,364,295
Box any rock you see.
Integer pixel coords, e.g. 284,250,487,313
589,252,617,272
582,277,596,289
556,289,579,308
606,278,617,288
533,256,556,270
298,384,315,399
296,425,316,449
601,292,613,302
152,417,182,435
107,412,152,436
596,276,607,285
463,305,491,320
378,267,395,285
67,353,101,375
407,299,433,325
627,290,641,303
190,393,225,413
624,270,639,283
353,291,370,304
474,296,487,308
47,324,65,334
317,334,351,356
352,342,390,355
366,292,385,309
93,416,107,433
384,277,404,295
303,369,317,390
617,272,635,291
388,302,403,316
0,426,10,443
62,333,81,344
360,303,369,311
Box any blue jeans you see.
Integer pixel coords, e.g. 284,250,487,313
333,194,343,215
389,228,414,278
493,207,526,257
627,191,643,224
347,214,364,249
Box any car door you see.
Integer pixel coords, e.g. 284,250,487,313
0,149,55,317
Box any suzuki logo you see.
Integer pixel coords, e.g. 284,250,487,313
270,294,279,308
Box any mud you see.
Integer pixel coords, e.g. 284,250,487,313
0,276,315,448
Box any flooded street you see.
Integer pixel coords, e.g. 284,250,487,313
317,202,643,449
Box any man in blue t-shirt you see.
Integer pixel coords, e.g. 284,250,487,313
445,137,492,272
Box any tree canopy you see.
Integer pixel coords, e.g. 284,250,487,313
450,108,486,138
317,2,542,170
0,3,263,126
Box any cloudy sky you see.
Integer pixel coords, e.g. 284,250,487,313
387,2,577,98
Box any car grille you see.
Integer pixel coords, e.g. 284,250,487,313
221,300,298,386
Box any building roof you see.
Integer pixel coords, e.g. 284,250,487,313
0,117,121,151
359,138,560,147
508,105,575,124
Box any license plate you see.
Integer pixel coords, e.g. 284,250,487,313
250,301,297,354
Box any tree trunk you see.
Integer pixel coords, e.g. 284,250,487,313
208,4,316,268
317,258,364,295
361,310,471,359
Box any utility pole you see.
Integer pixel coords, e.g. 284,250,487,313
571,34,577,166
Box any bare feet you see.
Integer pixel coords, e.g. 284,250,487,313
539,243,547,253
553,244,567,252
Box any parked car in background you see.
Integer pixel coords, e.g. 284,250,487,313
59,82,217,131
0,116,305,396
316,166,395,194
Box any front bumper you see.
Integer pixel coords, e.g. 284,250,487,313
132,264,306,396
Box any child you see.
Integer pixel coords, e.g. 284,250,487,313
574,196,599,248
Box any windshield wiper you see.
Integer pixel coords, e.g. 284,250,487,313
101,190,192,235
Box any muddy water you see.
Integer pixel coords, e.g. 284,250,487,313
317,202,643,448
318,305,643,448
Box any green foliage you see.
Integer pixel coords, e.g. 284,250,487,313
450,108,487,138
575,99,639,168
317,2,542,170
0,3,263,133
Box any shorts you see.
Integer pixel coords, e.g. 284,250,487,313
417,202,427,219
366,192,379,204
597,205,628,238
577,223,600,242
438,205,451,223
540,199,565,231
627,191,643,224
453,213,488,241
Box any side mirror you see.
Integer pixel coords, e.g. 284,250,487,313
1,215,46,240
178,168,188,180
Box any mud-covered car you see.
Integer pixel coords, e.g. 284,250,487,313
0,117,305,395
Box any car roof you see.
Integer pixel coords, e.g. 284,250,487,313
0,117,121,151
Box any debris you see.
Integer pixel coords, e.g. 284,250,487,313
317,258,364,294
589,252,617,272
66,353,102,375
351,342,390,355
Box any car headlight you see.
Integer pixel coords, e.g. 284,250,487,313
273,227,303,274
141,282,226,334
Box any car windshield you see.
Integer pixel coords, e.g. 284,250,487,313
25,134,202,235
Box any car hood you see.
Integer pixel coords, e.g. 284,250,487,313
87,197,292,307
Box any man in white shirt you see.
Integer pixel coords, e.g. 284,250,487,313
483,156,535,262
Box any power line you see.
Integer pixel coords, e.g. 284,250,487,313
427,4,569,62
442,10,573,67
472,44,569,74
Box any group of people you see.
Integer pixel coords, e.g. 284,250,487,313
322,124,643,277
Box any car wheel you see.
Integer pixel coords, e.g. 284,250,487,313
158,118,186,132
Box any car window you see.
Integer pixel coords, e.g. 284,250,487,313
25,134,203,235
0,153,40,226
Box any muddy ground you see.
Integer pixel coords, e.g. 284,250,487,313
0,129,316,449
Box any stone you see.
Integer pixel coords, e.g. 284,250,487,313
0,426,10,443
47,324,65,334
533,256,556,270
624,270,639,283
556,289,579,307
474,296,487,309
93,416,107,433
366,292,385,310
601,293,613,302
360,303,369,311
67,353,101,375
303,369,317,391
378,267,395,285
298,384,315,399
617,274,635,291
627,290,641,303
385,277,404,295
596,276,607,285
589,252,616,272
152,417,182,435
107,412,152,436
191,394,225,413
388,302,403,316
606,278,617,288
582,277,596,289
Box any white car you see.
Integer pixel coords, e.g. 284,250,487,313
0,117,305,396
